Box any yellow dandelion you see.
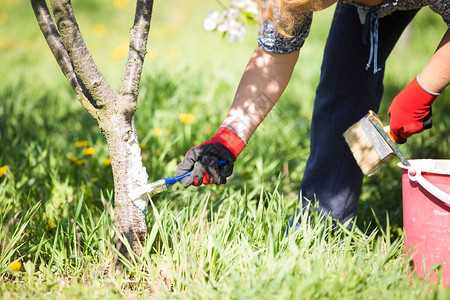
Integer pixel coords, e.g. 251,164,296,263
139,143,147,150
103,158,111,167
1,38,13,52
0,12,9,26
157,151,162,157
84,147,95,156
92,23,107,37
10,261,21,271
168,47,181,59
68,156,77,163
75,140,89,148
6,0,20,8
111,43,128,60
147,48,158,60
153,128,162,136
113,0,129,9
179,113,195,124
77,159,87,166
24,40,34,52
0,165,8,177
90,177,98,183
46,221,55,230
164,24,178,35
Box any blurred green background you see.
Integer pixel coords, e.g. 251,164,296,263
1,0,449,236
1,0,450,297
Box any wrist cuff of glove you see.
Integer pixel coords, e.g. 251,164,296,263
210,126,246,159
416,74,441,97
409,76,439,106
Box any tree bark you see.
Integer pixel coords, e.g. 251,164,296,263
31,0,154,262
100,111,148,259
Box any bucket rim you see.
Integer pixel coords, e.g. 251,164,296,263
397,159,450,176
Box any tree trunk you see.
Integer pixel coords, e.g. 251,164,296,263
31,0,155,264
100,110,148,258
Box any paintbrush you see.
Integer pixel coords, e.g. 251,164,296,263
129,160,227,212
343,110,410,176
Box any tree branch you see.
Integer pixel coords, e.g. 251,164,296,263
30,0,98,118
120,0,154,105
49,0,118,108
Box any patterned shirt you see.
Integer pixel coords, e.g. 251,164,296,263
258,0,450,54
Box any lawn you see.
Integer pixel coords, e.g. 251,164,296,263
1,0,449,298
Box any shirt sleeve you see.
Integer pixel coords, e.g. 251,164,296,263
429,1,450,27
257,11,313,54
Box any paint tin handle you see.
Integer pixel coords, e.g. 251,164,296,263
408,168,450,205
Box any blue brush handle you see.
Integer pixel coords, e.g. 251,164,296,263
164,160,227,185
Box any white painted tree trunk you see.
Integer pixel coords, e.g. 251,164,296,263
31,0,154,262
104,113,148,257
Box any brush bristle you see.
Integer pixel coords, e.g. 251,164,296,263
343,121,395,176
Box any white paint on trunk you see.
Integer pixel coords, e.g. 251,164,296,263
110,113,149,211
128,122,149,211
124,115,149,188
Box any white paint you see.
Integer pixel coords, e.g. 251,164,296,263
133,198,148,213
129,185,155,201
110,113,150,212
126,116,149,185
433,209,449,216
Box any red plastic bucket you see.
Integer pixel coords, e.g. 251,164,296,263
398,159,450,286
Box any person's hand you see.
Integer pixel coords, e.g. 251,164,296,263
388,76,439,144
175,126,246,187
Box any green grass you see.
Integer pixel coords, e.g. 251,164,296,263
1,0,450,298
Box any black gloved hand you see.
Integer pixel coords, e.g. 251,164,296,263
175,126,246,187
175,143,235,187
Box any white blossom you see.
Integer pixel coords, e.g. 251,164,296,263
231,0,258,14
204,0,257,42
203,11,222,31
228,7,240,19
228,21,247,42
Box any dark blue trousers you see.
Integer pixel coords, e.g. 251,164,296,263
298,3,419,225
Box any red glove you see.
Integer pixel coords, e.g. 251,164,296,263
175,126,246,187
388,76,439,144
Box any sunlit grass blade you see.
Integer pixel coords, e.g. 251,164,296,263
0,202,41,274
